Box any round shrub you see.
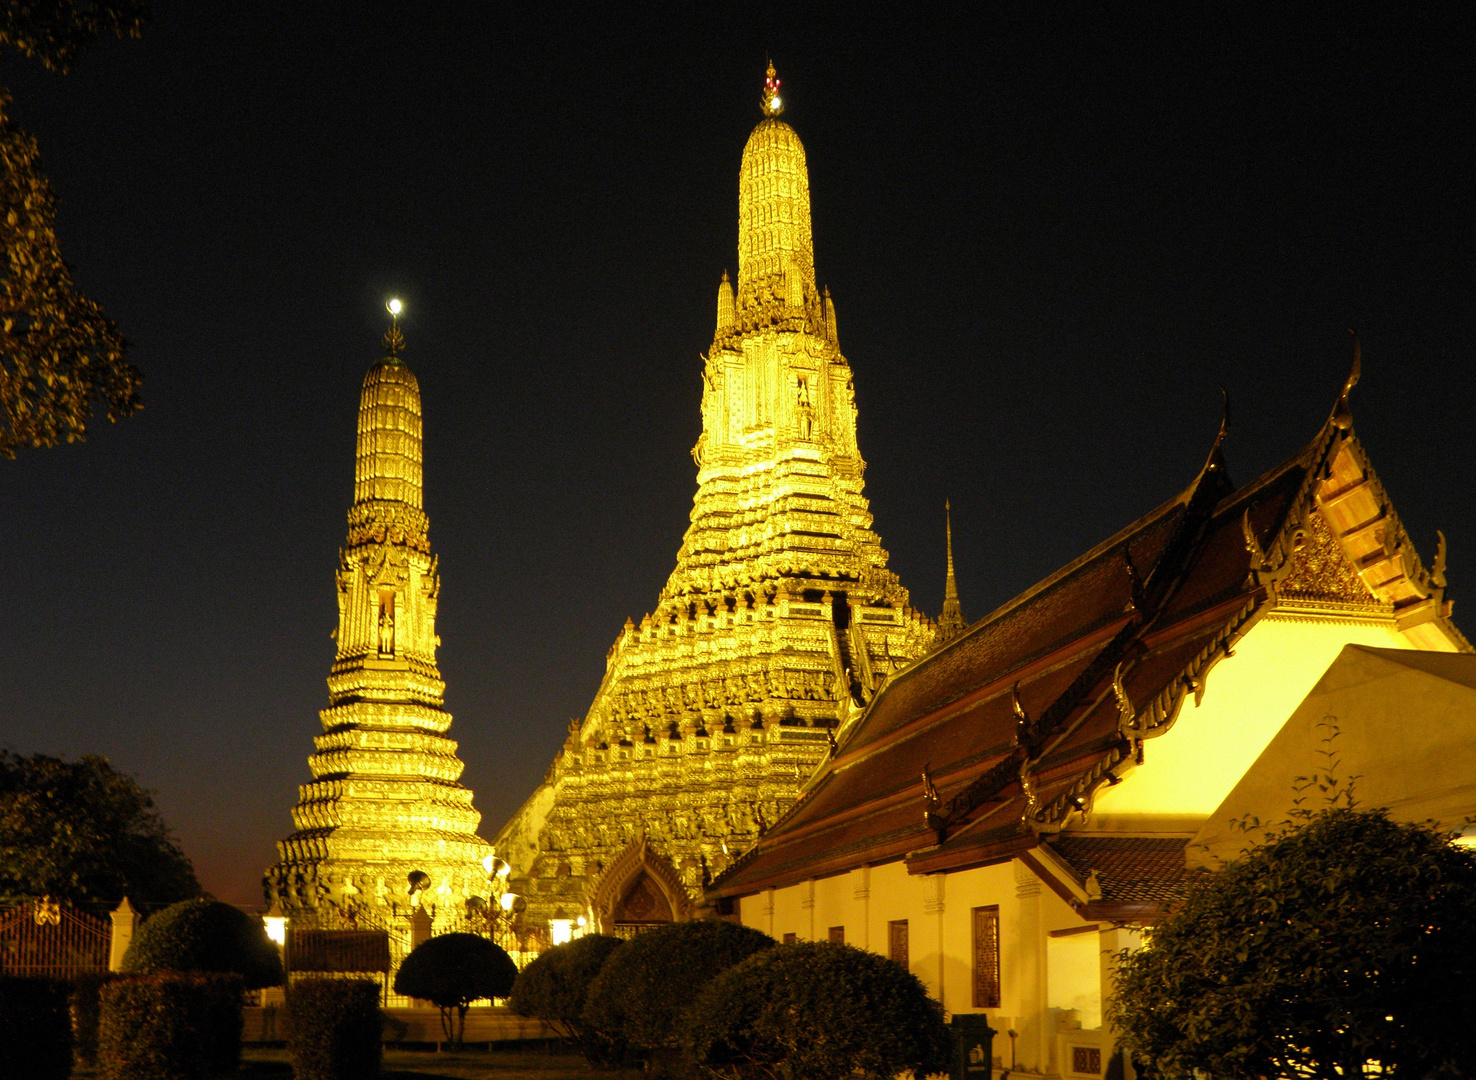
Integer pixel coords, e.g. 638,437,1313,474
583,920,775,1051
393,932,518,1045
683,940,952,1080
510,933,624,1063
288,978,382,1080
122,898,283,989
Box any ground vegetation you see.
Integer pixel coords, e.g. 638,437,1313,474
1110,806,1476,1079
122,897,283,988
681,940,952,1080
394,932,519,1047
581,920,774,1055
287,977,382,1080
509,933,624,1064
98,971,243,1080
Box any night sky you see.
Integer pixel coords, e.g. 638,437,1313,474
1,5,1471,908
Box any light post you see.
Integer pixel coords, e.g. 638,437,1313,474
480,853,525,954
261,898,289,1011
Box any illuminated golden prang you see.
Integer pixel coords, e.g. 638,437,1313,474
495,69,938,935
266,315,491,919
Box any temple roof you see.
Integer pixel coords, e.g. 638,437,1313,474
710,383,1467,900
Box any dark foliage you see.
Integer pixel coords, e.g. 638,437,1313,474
98,972,243,1080
1110,808,1476,1079
0,0,145,459
71,971,120,1066
392,932,518,1045
509,933,625,1064
583,920,775,1052
0,975,73,1080
122,898,283,989
0,751,198,909
682,940,952,1080
0,1,148,72
287,978,382,1080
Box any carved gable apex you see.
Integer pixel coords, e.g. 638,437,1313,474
1279,507,1383,607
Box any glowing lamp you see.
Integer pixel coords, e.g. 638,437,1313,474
482,854,495,874
263,901,288,946
387,298,403,316
550,919,573,946
500,891,518,912
576,916,587,928
770,97,781,110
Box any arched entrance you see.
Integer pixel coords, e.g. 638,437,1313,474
590,832,691,937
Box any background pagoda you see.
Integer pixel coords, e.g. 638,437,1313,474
266,312,491,923
494,68,936,938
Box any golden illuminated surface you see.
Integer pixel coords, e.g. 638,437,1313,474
266,338,492,918
495,87,937,928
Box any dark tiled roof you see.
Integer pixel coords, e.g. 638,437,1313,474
1047,836,1189,905
710,407,1464,900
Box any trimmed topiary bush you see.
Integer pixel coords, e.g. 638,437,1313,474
682,940,952,1080
393,932,518,1046
71,971,120,1067
98,972,244,1080
121,898,282,989
0,976,73,1080
583,920,775,1053
287,978,382,1080
509,933,624,1064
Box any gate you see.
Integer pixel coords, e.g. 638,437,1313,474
0,898,109,979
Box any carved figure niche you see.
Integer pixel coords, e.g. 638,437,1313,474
614,871,674,927
377,590,396,658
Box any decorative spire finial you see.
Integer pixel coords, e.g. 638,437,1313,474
938,500,966,643
383,298,405,358
761,61,783,117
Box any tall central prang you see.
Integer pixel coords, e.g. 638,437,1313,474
494,67,937,939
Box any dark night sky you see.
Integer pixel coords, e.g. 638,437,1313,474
1,5,1471,907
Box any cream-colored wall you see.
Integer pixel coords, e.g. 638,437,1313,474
739,855,1097,1071
1091,614,1412,824
1048,932,1102,1028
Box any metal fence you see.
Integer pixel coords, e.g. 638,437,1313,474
0,898,109,979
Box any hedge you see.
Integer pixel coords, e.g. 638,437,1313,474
582,920,774,1052
70,971,120,1067
98,972,244,1080
122,898,283,988
509,933,624,1063
0,976,72,1080
287,978,382,1080
682,940,953,1080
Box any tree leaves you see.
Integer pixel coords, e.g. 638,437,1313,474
0,750,199,909
0,93,141,458
0,1,148,73
0,3,147,458
1109,808,1476,1079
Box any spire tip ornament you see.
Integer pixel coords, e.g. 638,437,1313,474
383,298,405,358
761,61,784,117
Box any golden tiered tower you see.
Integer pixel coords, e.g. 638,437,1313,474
266,311,492,921
494,67,936,939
